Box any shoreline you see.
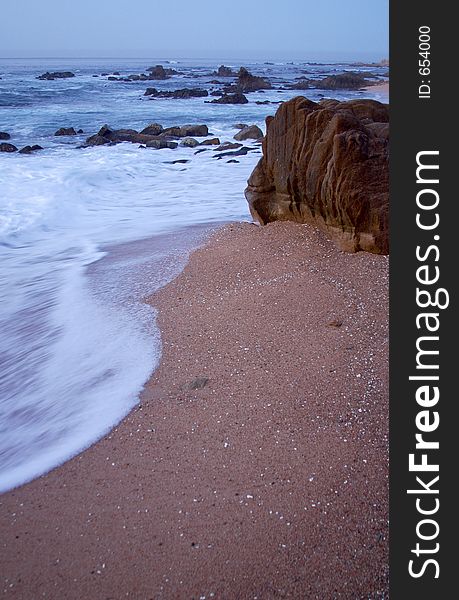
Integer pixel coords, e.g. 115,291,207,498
0,221,389,598
364,81,389,103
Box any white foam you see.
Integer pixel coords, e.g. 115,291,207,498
0,140,258,492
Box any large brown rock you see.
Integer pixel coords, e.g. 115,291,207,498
245,97,389,254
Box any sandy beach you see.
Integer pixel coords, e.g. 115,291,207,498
364,81,389,103
0,221,389,599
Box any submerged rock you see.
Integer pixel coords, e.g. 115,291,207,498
245,97,389,254
214,146,252,159
288,80,311,90
217,142,242,151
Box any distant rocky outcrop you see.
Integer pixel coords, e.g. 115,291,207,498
210,92,248,104
288,79,310,90
144,88,208,99
146,65,178,79
236,67,272,92
245,97,389,254
214,65,236,77
54,127,77,136
0,131,11,140
37,71,75,80
314,72,370,90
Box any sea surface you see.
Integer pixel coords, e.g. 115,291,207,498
0,57,387,492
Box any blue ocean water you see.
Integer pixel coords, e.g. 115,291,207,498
0,58,387,492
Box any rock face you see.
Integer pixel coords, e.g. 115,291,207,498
245,97,389,254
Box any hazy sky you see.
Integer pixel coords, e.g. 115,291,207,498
1,0,388,61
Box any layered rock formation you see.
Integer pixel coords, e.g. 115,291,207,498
245,97,389,254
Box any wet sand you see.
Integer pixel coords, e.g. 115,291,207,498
0,221,389,599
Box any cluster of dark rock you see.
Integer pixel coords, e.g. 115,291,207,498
0,141,43,154
141,66,272,104
54,127,84,136
287,72,377,91
209,92,249,105
211,66,271,91
213,65,235,77
36,71,75,80
81,121,263,162
104,65,181,83
83,123,212,149
1,120,264,160
147,65,179,78
144,88,208,99
33,65,384,98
